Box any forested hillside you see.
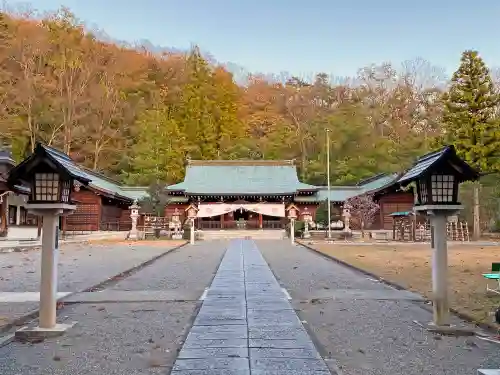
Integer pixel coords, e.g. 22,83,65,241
0,7,499,205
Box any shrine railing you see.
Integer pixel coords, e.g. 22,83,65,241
198,220,284,230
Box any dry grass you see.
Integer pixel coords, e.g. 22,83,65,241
308,242,500,326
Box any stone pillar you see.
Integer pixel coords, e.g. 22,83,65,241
190,218,195,245
430,214,450,326
39,213,58,328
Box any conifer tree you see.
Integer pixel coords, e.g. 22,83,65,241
442,50,500,171
442,50,500,239
177,46,218,159
124,94,185,186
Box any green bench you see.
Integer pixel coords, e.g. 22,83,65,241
483,262,500,295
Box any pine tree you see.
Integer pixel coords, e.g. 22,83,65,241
211,67,244,158
177,46,218,159
442,50,500,239
124,97,185,186
442,50,500,171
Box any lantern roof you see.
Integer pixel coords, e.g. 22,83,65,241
6,143,149,203
397,145,480,186
285,203,299,211
7,143,92,189
184,203,198,212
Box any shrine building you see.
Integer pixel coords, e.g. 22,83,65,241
0,145,416,239
164,159,414,230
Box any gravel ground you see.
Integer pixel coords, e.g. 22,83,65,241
0,301,196,375
0,241,185,328
111,240,227,292
258,240,500,375
0,242,185,293
0,240,228,375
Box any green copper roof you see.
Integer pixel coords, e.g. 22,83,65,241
168,160,318,195
294,186,361,203
293,173,400,204
120,186,150,201
357,173,399,193
83,169,149,202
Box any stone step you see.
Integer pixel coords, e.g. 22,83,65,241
200,230,285,240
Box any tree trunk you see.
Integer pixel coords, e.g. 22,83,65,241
472,183,480,241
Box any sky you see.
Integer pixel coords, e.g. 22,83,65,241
7,0,500,80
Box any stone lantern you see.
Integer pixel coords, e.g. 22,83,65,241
185,204,198,245
398,145,479,330
128,199,140,240
170,208,182,240
342,205,352,232
7,143,90,338
301,208,313,239
286,205,298,245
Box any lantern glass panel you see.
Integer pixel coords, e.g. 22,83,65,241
61,179,71,203
418,179,428,205
431,174,455,203
34,173,60,202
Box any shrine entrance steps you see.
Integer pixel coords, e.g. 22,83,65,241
200,229,286,241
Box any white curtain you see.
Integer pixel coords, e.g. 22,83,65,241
197,204,235,218
197,203,286,218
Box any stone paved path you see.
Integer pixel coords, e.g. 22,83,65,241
172,239,331,375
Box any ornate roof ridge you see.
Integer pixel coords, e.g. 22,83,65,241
187,159,296,167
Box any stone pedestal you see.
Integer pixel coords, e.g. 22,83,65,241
16,322,77,341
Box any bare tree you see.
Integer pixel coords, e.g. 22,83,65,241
43,8,98,154
8,12,52,151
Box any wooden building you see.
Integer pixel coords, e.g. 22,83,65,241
2,145,418,237
355,173,415,230
0,149,35,238
165,160,322,229
164,160,416,232
0,145,148,238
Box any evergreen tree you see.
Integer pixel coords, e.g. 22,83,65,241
124,97,185,186
442,50,500,239
210,67,245,158
177,46,218,159
442,50,500,171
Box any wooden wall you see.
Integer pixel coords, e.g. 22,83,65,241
120,208,132,231
297,203,319,221
66,189,101,232
375,191,415,230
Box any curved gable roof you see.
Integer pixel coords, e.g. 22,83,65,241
167,160,317,195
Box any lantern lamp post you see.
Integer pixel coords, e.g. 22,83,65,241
171,208,182,240
342,205,352,233
7,143,90,338
128,199,140,240
302,209,312,239
398,145,479,330
287,206,297,245
186,205,198,245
